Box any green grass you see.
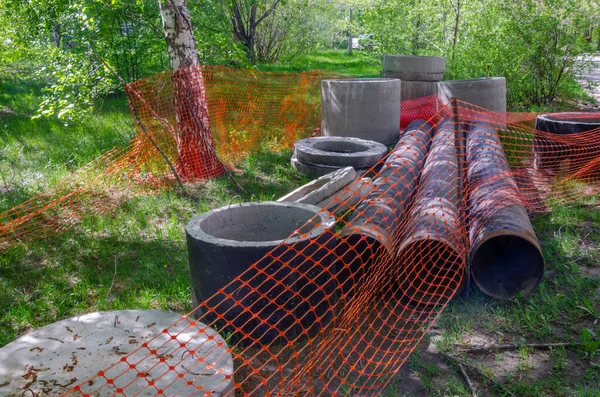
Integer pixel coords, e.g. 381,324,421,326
0,79,134,212
2,53,600,396
257,49,381,77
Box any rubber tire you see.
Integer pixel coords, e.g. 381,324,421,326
294,136,387,168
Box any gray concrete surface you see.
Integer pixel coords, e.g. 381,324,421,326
321,78,401,145
0,310,234,396
291,156,368,177
278,166,356,204
317,177,373,216
383,55,446,75
438,77,507,113
186,202,336,344
294,136,387,168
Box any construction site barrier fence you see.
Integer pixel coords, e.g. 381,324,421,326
1,65,600,396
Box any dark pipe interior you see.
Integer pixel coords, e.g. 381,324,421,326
543,115,600,124
471,235,544,299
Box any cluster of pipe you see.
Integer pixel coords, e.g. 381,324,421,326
340,116,545,300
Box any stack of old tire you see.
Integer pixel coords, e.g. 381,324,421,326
381,55,446,101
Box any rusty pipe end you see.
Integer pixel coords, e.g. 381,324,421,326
470,231,544,299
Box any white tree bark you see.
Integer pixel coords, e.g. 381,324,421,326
156,0,223,180
158,0,200,68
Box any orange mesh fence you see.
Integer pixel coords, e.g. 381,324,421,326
50,94,600,395
0,65,333,248
2,65,600,395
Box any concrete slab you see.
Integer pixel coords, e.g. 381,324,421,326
0,310,233,396
277,166,356,204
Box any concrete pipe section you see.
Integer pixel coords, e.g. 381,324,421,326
534,113,600,176
381,54,445,101
278,166,357,204
291,156,369,177
321,78,401,145
382,55,446,81
338,120,434,295
186,201,336,345
467,122,545,299
0,310,233,396
294,136,388,169
438,77,507,113
397,120,466,305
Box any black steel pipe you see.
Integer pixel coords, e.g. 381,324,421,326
467,122,545,299
338,120,434,295
397,119,466,305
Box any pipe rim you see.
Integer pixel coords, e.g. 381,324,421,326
538,113,600,126
322,78,401,84
470,230,544,299
186,201,335,248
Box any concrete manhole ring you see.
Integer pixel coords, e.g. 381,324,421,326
294,136,387,168
291,156,369,177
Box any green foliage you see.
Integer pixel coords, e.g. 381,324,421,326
360,0,600,109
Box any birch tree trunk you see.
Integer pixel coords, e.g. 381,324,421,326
158,0,223,180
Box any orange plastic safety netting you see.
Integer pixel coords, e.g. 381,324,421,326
3,64,600,395
0,65,332,248
50,89,600,395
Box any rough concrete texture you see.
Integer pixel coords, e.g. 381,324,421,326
294,136,387,168
321,78,401,145
438,77,507,113
400,80,439,100
317,177,373,216
383,55,446,74
278,166,356,204
187,201,331,246
186,202,336,344
381,70,444,82
0,310,233,396
291,156,369,177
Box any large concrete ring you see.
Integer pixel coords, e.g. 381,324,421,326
186,201,337,345
291,156,369,177
294,136,387,168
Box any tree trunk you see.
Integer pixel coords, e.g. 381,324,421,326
347,8,353,55
158,0,224,180
51,22,61,47
451,0,461,63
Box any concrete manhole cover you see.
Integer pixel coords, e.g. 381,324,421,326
0,309,233,396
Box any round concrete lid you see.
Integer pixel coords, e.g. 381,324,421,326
0,310,233,396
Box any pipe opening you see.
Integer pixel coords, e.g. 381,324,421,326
471,235,544,299
313,141,369,154
201,205,319,243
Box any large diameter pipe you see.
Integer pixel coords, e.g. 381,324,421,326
397,120,466,305
338,120,434,295
467,122,545,299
